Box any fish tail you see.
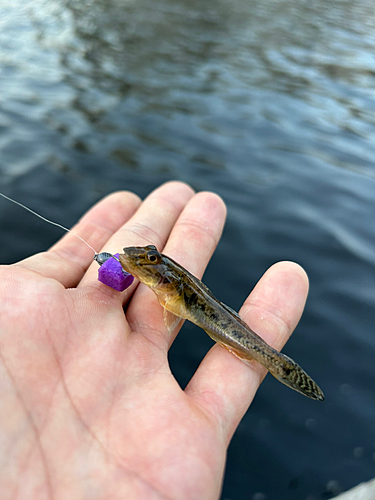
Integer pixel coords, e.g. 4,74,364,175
267,353,325,401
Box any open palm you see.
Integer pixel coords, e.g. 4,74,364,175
0,182,309,500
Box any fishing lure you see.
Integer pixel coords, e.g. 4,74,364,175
95,252,134,291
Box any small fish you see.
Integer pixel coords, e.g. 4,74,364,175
119,245,324,401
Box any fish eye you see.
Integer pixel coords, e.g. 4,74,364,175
147,250,160,263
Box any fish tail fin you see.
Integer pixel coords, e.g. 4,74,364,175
268,353,325,401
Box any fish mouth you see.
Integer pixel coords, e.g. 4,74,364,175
118,250,138,276
118,246,162,287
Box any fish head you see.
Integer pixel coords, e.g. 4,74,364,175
119,245,179,290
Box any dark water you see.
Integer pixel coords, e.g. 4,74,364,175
1,0,375,498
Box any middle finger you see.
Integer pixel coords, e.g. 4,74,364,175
126,190,227,349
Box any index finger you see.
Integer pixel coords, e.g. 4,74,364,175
14,191,141,287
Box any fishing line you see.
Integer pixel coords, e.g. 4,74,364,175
0,191,98,255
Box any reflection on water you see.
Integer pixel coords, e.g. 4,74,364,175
2,0,374,181
1,0,375,499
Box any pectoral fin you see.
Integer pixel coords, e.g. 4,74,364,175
163,308,183,334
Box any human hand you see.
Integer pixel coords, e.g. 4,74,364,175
0,181,308,500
